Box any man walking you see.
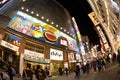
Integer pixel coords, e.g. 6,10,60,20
117,50,120,74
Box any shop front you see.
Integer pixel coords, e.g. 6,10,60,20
49,48,64,75
0,32,21,73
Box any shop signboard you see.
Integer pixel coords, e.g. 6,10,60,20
59,32,77,51
1,40,19,51
59,36,68,47
0,0,10,8
24,49,45,63
50,48,63,61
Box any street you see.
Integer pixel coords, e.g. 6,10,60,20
46,63,120,80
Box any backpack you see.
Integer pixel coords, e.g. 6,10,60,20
11,67,16,76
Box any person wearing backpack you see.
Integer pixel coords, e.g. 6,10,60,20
6,64,16,80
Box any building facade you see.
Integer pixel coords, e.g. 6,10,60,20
0,0,80,76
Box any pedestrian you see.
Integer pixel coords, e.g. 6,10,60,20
92,61,97,72
81,64,86,73
58,67,63,76
64,68,69,76
97,59,102,72
74,65,80,78
86,61,90,74
117,50,120,74
101,58,106,71
44,68,49,77
6,64,16,80
112,53,116,62
30,69,37,80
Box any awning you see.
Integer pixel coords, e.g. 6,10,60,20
24,58,50,64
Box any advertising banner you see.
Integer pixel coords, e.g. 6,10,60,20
7,11,78,51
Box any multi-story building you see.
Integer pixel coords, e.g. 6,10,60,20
0,0,80,76
87,0,120,54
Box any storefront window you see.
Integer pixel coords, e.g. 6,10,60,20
25,41,44,53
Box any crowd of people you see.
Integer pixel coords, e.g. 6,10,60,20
29,66,50,80
57,51,119,79
0,50,120,80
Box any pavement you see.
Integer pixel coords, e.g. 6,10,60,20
46,62,120,80
1,62,120,80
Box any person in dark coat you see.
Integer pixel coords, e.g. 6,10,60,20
97,59,102,72
117,50,120,74
112,53,116,62
6,64,16,80
74,65,80,78
58,67,63,76
117,50,120,64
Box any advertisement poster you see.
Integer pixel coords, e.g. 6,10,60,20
7,11,59,44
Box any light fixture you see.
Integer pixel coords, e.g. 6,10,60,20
46,19,49,22
51,22,54,24
64,29,66,32
60,27,63,30
22,0,26,2
36,14,39,16
26,9,29,12
67,32,69,34
56,25,58,27
41,16,44,19
31,11,34,14
21,7,24,10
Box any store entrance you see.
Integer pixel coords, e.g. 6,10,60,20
2,46,19,73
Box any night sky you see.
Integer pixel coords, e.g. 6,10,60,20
56,0,100,45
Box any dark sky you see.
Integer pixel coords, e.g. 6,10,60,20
56,0,100,45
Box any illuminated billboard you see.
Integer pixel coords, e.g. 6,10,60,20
7,11,77,51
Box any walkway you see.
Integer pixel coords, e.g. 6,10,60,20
46,63,120,80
